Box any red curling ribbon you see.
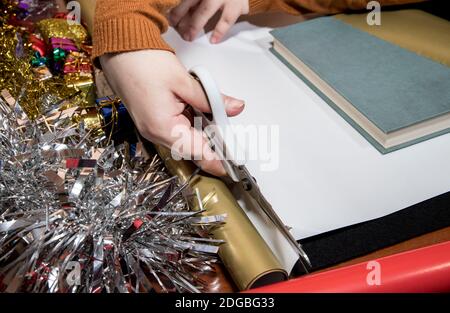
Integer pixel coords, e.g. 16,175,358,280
29,34,47,57
246,241,450,293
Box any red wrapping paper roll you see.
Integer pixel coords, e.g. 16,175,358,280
246,241,450,293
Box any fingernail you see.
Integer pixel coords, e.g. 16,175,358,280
210,35,218,44
232,100,245,109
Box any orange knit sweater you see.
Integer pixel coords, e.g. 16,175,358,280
92,0,425,61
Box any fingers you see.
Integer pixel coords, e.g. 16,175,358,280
100,48,232,177
169,0,200,27
168,115,227,176
175,76,210,113
210,5,242,44
194,155,227,177
168,77,245,177
176,0,222,41
223,95,245,116
175,75,245,116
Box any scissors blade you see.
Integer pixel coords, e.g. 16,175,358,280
189,66,311,270
236,165,311,271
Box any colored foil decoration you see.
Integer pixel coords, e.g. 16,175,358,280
52,47,66,62
50,37,78,52
64,72,94,89
96,96,137,144
32,64,53,81
51,47,67,72
37,18,88,44
63,51,92,74
12,0,59,23
31,51,47,67
0,21,84,118
28,34,47,57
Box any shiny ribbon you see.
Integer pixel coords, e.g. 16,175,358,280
31,51,47,67
63,52,92,74
50,37,78,52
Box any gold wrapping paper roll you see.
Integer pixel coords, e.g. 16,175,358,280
77,0,287,290
156,146,287,290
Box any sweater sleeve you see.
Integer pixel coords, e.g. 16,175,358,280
92,0,180,61
248,0,427,15
92,0,427,62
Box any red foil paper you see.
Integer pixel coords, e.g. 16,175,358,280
247,241,450,293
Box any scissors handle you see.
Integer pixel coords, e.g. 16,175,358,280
189,66,245,181
189,67,230,134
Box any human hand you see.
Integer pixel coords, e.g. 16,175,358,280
100,50,245,176
169,0,249,44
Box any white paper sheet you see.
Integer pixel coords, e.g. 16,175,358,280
163,23,450,243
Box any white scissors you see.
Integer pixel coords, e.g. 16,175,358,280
189,66,311,271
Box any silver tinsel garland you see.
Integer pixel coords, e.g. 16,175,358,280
0,96,225,293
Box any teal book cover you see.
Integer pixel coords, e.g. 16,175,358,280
270,17,450,153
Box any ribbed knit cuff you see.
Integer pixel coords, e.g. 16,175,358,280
248,0,271,14
92,17,174,68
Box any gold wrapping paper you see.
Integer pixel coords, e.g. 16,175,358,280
156,146,287,290
335,10,450,67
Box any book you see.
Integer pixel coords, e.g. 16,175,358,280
270,13,450,153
